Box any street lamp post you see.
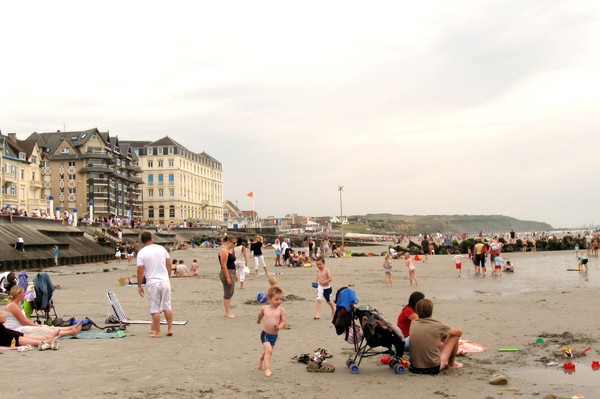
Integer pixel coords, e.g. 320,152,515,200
338,186,344,250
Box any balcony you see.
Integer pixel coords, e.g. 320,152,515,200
79,165,115,175
90,192,109,200
125,164,142,173
87,178,109,186
80,152,112,160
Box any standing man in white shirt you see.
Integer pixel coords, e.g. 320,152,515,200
137,231,174,338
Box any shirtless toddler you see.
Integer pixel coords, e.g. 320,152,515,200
257,286,287,377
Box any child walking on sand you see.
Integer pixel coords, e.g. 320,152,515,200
453,251,464,278
383,253,393,286
257,286,287,377
404,252,419,286
314,257,334,320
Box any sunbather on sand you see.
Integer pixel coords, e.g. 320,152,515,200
1,309,60,350
4,286,82,337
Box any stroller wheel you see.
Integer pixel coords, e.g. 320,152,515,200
393,364,405,374
350,364,359,374
346,358,355,368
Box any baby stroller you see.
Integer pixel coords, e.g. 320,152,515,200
32,272,58,325
333,287,405,374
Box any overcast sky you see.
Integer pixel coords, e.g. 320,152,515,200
2,1,599,228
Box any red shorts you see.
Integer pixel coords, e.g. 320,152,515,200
455,263,462,269
494,265,501,270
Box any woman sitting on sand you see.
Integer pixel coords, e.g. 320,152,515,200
397,291,425,350
4,286,82,337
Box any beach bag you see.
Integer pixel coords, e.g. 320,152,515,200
347,324,363,344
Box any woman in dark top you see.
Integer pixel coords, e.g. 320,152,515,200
219,234,237,319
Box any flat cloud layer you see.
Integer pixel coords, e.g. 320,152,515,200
2,1,599,227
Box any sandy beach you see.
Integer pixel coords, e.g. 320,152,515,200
6,245,600,399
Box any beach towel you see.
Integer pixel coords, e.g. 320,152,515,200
107,292,188,325
335,288,359,311
61,330,126,339
458,339,489,353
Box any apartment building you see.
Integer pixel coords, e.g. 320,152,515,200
124,136,224,225
0,132,46,213
27,128,143,219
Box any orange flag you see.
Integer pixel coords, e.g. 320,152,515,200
246,192,254,198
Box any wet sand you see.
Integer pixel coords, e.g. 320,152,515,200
6,247,600,398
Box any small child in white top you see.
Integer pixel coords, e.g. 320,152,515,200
453,252,464,278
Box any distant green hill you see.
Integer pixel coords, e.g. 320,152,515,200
350,214,553,235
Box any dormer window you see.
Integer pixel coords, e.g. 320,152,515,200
91,134,97,140
61,148,70,154
19,152,26,160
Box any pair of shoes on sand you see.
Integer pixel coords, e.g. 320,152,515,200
306,360,335,372
314,348,333,358
39,340,59,351
17,345,34,352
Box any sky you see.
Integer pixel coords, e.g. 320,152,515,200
2,1,600,228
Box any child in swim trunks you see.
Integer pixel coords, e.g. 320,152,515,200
453,251,464,278
257,286,287,377
314,257,334,319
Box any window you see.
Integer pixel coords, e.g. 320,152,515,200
168,147,174,155
158,189,164,197
148,206,154,218
91,134,97,140
10,165,16,175
32,156,37,164
157,147,163,155
68,174,76,181
147,160,153,168
68,188,76,194
10,185,16,195
148,189,154,198
158,174,164,184
169,205,175,218
159,205,165,218
44,161,50,167
19,153,26,160
158,159,163,167
168,159,174,167
168,174,174,184
32,172,35,180
147,174,153,184
68,161,76,167
169,189,174,197
21,169,25,179
60,148,70,153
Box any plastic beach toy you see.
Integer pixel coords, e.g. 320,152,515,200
592,361,600,370
311,282,318,289
536,337,544,344
256,292,268,303
563,362,575,370
498,348,523,352
380,356,391,365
